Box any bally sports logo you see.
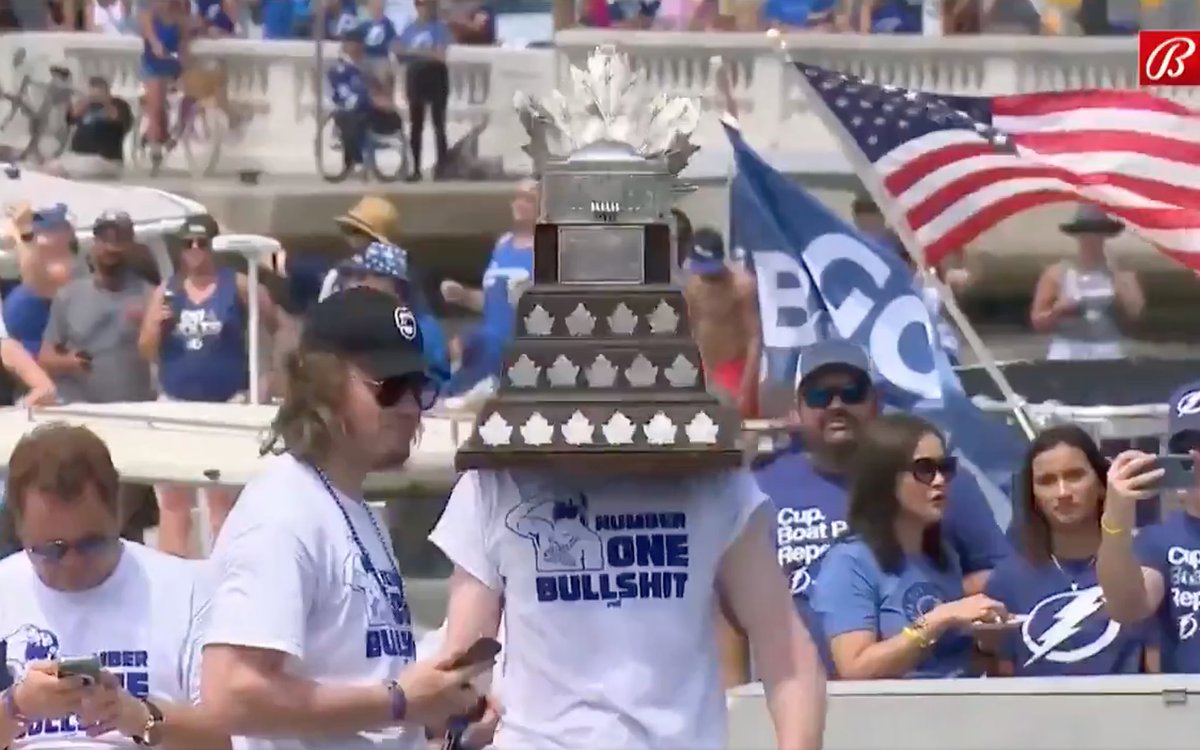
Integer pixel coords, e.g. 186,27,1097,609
1139,31,1200,86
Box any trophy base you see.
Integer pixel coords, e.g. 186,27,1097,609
454,448,745,474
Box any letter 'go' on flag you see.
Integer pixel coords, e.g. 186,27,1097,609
726,121,1023,525
789,61,1200,273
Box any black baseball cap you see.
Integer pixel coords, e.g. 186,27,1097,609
94,209,133,235
177,214,219,241
302,287,427,381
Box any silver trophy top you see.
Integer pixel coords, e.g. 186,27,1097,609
514,45,701,180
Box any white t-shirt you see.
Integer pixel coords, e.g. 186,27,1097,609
0,542,204,749
428,468,766,750
200,454,421,750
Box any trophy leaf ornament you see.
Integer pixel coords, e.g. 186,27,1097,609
565,303,597,337
648,300,680,335
625,354,658,388
479,413,513,446
513,45,700,175
602,412,636,445
684,412,719,445
585,354,618,388
644,412,678,446
521,413,555,446
524,305,554,336
664,355,699,388
507,354,541,388
547,355,581,388
562,411,595,445
607,303,638,335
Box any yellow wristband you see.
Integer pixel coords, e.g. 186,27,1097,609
1100,515,1128,536
902,625,930,649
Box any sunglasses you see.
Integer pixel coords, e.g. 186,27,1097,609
26,534,118,562
368,374,438,410
802,379,870,409
184,238,210,250
909,456,958,485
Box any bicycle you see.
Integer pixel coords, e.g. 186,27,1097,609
0,49,78,163
315,107,410,184
128,67,228,178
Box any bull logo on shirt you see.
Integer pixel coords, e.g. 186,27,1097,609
2,625,60,680
344,552,393,629
506,494,604,573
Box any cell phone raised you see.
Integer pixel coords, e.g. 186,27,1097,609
57,656,102,686
445,637,501,670
1158,454,1196,492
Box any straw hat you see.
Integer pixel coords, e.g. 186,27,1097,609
334,195,401,244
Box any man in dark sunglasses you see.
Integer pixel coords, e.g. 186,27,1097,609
0,424,231,748
735,339,1009,682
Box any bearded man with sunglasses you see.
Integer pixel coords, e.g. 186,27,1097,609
727,339,1009,681
198,287,488,750
0,423,230,750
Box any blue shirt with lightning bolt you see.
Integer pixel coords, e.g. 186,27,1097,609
986,555,1149,676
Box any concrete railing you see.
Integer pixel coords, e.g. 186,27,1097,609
1,30,1192,177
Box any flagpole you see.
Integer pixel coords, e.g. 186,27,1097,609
765,30,1037,441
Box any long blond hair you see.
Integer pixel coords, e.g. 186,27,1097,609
260,348,350,464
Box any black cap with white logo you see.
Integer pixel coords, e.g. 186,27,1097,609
302,287,427,381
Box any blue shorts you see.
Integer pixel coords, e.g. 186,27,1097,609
141,59,182,80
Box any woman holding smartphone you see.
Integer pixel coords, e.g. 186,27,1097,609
810,413,1011,679
984,425,1156,676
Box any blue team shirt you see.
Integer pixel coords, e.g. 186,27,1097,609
329,58,370,112
325,0,360,38
871,0,922,33
361,18,397,57
1135,511,1200,673
396,19,451,50
811,537,974,679
761,0,835,27
2,284,52,357
985,554,1148,676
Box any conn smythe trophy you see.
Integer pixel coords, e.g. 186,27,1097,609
454,45,742,472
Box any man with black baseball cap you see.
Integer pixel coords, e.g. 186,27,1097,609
200,287,486,750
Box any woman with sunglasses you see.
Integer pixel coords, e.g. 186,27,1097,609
982,424,1156,676
199,287,486,750
810,413,1010,679
137,215,281,558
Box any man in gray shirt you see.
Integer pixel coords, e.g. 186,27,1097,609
37,212,155,403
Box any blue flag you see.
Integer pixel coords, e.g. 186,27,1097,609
726,122,1026,528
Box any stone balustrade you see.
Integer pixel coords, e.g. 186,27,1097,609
0,30,1183,178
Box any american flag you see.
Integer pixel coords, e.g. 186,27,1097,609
793,61,1200,271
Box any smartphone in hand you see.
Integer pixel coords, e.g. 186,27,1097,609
445,637,501,670
58,656,102,686
1159,454,1196,491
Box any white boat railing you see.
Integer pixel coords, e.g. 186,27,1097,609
727,675,1200,749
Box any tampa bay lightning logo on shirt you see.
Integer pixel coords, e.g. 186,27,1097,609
394,307,417,341
1177,389,1200,417
900,582,945,621
506,490,691,606
2,625,59,680
1020,586,1118,667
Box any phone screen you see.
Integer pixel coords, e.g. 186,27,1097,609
446,637,501,670
1159,454,1196,491
58,656,102,685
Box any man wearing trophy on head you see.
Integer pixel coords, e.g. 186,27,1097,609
429,46,827,750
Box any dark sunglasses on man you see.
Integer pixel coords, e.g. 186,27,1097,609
802,379,870,410
26,534,119,562
910,456,958,486
369,373,439,411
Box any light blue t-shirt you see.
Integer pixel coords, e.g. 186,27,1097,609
810,536,974,679
761,0,834,27
396,18,450,50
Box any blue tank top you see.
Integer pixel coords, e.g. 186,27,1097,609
142,14,183,76
871,0,922,33
159,267,249,401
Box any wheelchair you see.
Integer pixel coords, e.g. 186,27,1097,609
315,107,410,184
